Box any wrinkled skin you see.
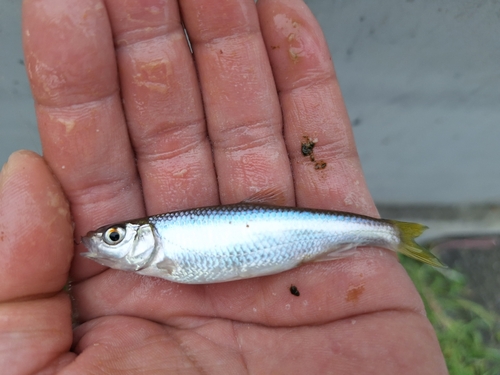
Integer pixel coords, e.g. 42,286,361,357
0,0,448,373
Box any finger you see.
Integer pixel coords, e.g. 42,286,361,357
257,0,377,216
22,0,145,281
180,0,295,205
0,151,74,373
103,0,219,214
0,151,72,300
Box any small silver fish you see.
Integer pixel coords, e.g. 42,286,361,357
81,200,445,284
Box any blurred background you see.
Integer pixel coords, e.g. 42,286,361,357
0,0,499,371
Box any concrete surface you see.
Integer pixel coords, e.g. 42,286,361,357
1,0,499,207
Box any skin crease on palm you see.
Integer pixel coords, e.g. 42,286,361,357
0,0,448,373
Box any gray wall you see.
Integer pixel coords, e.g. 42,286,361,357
1,0,499,206
0,0,39,167
307,0,500,205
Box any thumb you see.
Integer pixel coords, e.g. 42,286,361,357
0,151,74,373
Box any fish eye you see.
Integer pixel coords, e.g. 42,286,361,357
103,226,125,245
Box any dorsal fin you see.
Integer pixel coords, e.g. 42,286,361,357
240,188,288,206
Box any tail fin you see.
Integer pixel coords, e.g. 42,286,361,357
388,220,447,268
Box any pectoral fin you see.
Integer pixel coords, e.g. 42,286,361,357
156,258,176,274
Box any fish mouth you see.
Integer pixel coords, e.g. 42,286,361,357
80,235,97,258
81,236,91,246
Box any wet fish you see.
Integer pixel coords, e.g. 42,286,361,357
81,198,445,284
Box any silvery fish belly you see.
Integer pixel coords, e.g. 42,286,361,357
81,204,445,284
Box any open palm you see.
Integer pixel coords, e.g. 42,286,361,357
0,0,447,373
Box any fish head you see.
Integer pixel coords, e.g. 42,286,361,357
81,221,157,271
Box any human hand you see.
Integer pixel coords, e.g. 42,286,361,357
1,0,447,373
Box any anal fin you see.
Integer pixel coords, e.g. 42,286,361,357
310,244,358,263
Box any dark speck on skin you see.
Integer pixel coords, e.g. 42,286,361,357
314,161,327,170
302,136,326,170
301,136,316,156
290,285,300,297
346,284,365,302
18,59,24,65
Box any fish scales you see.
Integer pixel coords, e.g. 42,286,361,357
81,203,445,284
150,205,394,283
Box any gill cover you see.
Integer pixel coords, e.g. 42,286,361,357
81,222,157,271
